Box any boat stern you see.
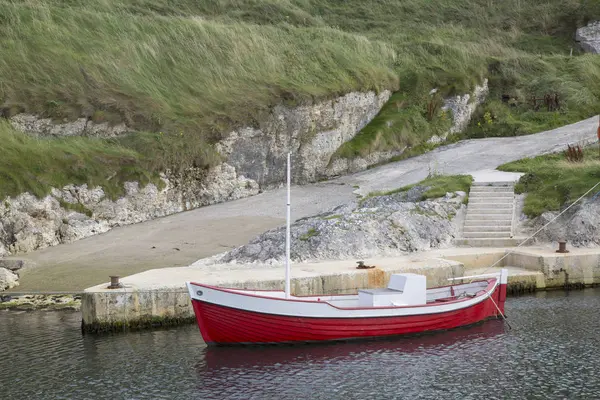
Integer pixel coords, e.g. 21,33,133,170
497,268,508,314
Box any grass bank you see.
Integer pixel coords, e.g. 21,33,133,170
335,0,600,158
362,175,473,204
0,121,221,200
1,0,599,199
499,147,600,217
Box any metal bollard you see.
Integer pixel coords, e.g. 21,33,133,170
556,241,569,254
107,276,123,289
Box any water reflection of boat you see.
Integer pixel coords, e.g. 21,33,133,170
199,320,507,371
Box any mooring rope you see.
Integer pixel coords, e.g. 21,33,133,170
459,180,600,332
487,288,512,330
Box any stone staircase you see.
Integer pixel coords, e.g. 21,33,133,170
456,181,522,247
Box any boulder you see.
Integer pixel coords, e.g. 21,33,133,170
0,267,19,291
193,187,467,265
576,21,600,54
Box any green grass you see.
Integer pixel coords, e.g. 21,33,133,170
0,1,396,134
0,120,216,200
329,0,600,157
499,148,600,217
299,228,319,241
1,0,599,199
362,174,474,203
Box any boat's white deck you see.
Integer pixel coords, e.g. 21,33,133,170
229,280,491,309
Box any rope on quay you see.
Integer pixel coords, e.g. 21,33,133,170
470,179,600,281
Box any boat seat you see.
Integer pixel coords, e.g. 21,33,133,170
358,274,427,307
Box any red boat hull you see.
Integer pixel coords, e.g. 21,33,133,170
191,284,506,345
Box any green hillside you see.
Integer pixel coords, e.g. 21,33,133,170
1,0,599,199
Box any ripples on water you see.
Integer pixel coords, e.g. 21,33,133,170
2,289,600,399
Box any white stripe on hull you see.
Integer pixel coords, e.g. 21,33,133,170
187,280,499,319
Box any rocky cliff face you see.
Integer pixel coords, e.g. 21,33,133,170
2,84,485,258
1,91,390,257
326,81,489,176
193,187,466,266
576,21,600,54
0,164,258,256
428,79,489,144
217,91,392,186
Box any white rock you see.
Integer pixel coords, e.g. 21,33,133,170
9,114,131,137
0,267,19,291
205,187,466,265
440,79,489,136
576,21,600,54
217,90,392,186
528,199,600,247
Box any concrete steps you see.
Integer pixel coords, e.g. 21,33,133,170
471,181,516,187
465,213,512,225
469,187,514,192
462,232,512,238
454,238,526,247
459,181,516,244
463,225,512,233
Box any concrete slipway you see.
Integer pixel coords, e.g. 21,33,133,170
81,245,600,332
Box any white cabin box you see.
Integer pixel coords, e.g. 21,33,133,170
358,273,427,307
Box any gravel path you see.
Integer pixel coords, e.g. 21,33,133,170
7,115,598,291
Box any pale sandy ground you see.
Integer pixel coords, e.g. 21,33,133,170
5,116,598,292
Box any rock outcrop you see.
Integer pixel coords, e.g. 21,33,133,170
525,198,600,247
193,187,466,266
0,268,19,291
326,81,489,176
10,114,130,137
0,165,258,255
428,79,489,144
576,21,600,54
217,90,392,186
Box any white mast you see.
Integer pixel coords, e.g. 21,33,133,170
285,152,292,298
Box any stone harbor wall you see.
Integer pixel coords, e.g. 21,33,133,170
193,187,467,266
576,21,600,54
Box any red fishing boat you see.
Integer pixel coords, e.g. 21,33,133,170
186,154,508,346
187,270,507,346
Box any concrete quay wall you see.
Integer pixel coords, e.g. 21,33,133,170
81,247,600,333
81,259,464,332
